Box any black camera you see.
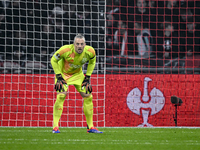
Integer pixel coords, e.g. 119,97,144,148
171,96,183,106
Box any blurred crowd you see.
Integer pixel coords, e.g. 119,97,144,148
0,0,200,74
106,0,200,63
0,0,102,73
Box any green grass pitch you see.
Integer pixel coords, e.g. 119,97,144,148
0,127,200,150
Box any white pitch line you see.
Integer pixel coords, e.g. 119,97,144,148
0,128,199,133
0,138,199,145
0,141,200,145
1,127,200,129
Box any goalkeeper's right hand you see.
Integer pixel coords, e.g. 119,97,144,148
82,75,92,94
55,74,67,92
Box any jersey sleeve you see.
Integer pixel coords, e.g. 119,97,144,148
86,47,96,76
51,45,71,74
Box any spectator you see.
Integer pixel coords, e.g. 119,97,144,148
148,0,160,37
148,0,158,15
0,0,4,11
49,5,66,26
112,21,128,56
5,0,27,30
27,0,41,32
4,31,29,72
131,21,153,58
135,0,149,29
165,0,180,15
63,0,76,18
156,21,185,59
180,8,194,31
40,0,54,18
63,1,77,42
5,30,47,72
181,0,200,21
148,0,156,8
181,20,200,58
76,0,99,44
158,0,180,30
106,7,119,38
48,5,69,47
128,0,150,40
0,8,5,55
50,1,78,43
54,17,69,47
156,0,165,23
40,22,55,63
0,0,10,9
184,21,200,73
127,0,148,53
76,5,98,47
107,0,128,22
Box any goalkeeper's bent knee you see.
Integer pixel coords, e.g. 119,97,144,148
55,93,66,105
83,94,93,103
54,93,66,110
57,93,66,100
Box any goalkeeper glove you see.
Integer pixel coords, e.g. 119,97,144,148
82,75,92,94
55,74,67,92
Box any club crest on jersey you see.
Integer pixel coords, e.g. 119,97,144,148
81,57,88,64
55,53,60,60
69,63,81,69
126,77,165,127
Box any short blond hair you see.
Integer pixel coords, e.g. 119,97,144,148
74,34,85,43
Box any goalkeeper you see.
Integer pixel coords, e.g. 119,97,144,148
51,34,103,134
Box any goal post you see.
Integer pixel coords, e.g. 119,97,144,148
0,0,106,127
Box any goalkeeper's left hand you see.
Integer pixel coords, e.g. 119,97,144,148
82,75,92,94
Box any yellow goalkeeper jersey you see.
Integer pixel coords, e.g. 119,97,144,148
51,44,96,85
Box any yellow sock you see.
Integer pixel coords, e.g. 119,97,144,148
53,93,66,128
83,95,94,129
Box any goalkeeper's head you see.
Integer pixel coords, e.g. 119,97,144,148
74,34,86,54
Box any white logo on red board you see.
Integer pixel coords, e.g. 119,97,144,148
126,77,165,127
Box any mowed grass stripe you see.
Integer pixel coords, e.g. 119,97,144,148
0,128,200,150
0,139,199,145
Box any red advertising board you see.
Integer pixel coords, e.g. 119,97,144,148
0,74,200,127
105,74,200,127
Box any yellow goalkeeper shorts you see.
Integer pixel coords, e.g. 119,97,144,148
54,73,86,93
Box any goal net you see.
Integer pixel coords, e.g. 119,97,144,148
106,0,200,74
105,0,200,127
1,0,200,128
0,0,105,127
